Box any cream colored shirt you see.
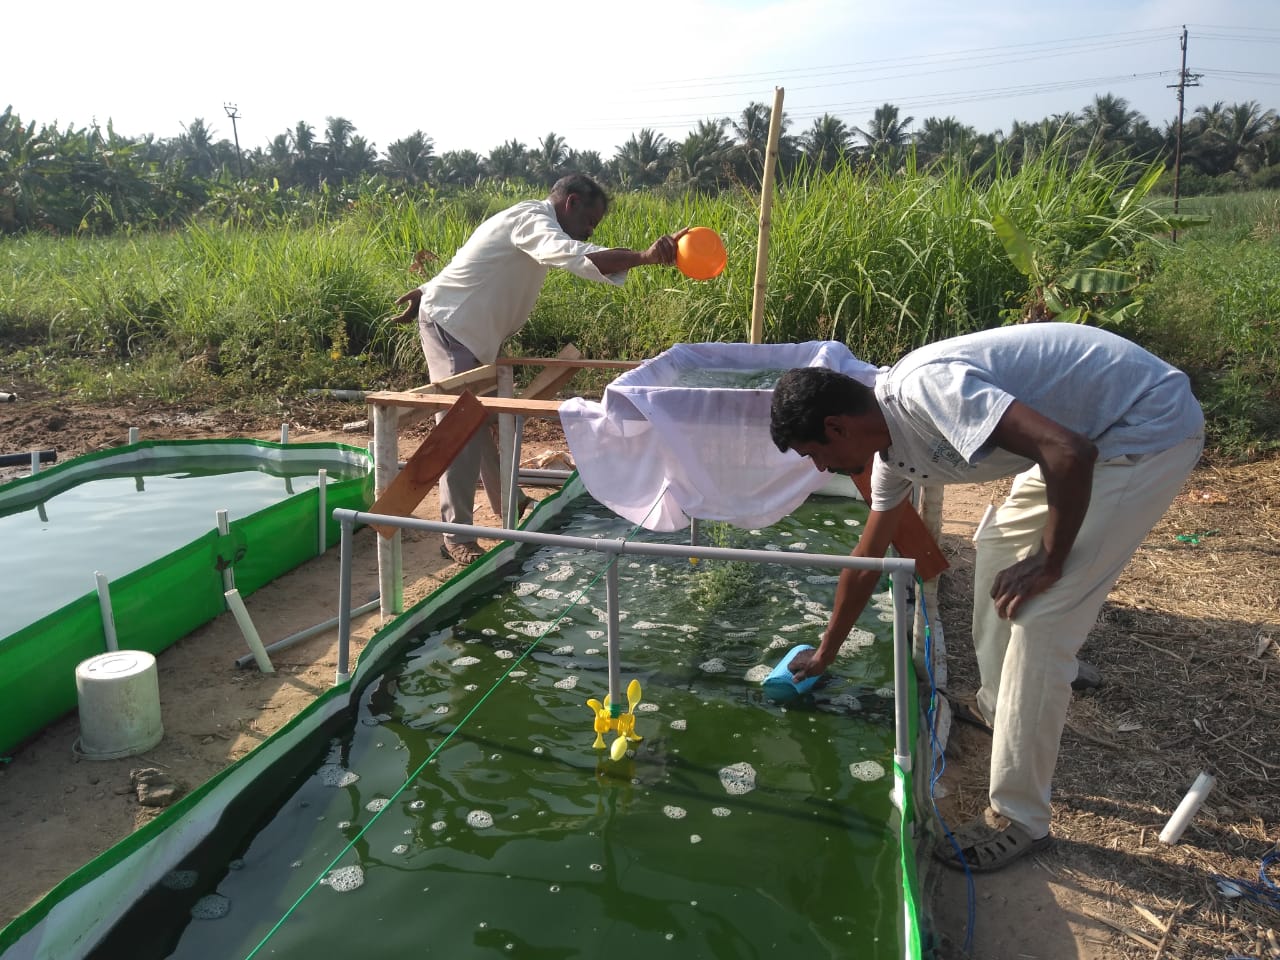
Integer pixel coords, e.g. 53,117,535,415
416,199,626,363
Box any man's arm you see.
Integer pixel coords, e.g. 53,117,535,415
790,498,909,681
388,288,422,324
586,231,684,275
986,399,1098,619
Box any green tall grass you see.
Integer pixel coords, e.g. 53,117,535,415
3,147,1272,456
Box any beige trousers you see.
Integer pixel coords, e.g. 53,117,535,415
971,435,1203,837
418,319,501,545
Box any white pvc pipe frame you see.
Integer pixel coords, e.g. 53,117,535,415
332,508,918,772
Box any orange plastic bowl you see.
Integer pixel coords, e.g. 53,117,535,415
676,227,727,280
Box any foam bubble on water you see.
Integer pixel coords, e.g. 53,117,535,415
763,543,781,551
875,685,895,698
824,519,836,526
536,588,563,600
465,683,478,692
533,746,544,755
553,676,579,690
779,622,804,633
161,869,198,890
451,655,481,668
805,574,840,585
670,719,687,731
495,649,515,660
409,800,426,811
551,645,574,656
481,628,497,636
800,600,828,617
786,541,808,551
324,865,365,893
190,893,230,919
545,564,575,583
589,863,603,872
392,844,409,855
549,884,561,893
767,636,790,650
690,834,702,844
586,629,604,640
698,658,726,674
434,705,449,714
838,635,875,657
674,624,697,634
636,702,658,712
513,582,538,597
829,693,862,711
317,764,360,788
563,590,584,603
662,805,687,819
632,620,661,631
849,760,886,781
584,648,601,656
877,611,895,622
366,798,389,813
719,762,757,796
843,518,861,527
508,621,556,638
510,670,527,678
712,806,731,817
744,664,771,682
431,820,447,832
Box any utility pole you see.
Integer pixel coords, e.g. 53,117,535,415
1168,26,1202,241
223,102,244,180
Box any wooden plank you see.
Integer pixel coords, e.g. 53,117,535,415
368,391,488,539
521,344,584,401
850,473,950,581
365,391,564,417
496,357,640,370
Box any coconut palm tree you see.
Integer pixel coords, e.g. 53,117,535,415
564,148,607,182
486,139,530,183
855,103,914,168
914,116,978,169
383,130,436,186
799,113,853,172
669,118,733,193
611,128,671,189
731,101,793,184
1080,93,1140,158
529,132,568,187
439,149,484,187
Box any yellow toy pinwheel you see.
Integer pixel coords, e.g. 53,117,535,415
585,679,644,760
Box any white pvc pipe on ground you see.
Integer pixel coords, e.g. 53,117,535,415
224,589,275,673
94,572,119,652
1159,770,1216,844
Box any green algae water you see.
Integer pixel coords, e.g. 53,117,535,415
95,494,908,960
671,368,787,389
0,456,364,638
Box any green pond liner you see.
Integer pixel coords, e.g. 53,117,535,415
0,474,935,959
0,440,374,756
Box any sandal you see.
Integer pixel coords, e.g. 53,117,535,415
440,541,484,565
935,808,1052,873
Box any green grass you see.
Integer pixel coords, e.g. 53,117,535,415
1,155,1275,458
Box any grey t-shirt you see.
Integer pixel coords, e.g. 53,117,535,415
869,324,1204,510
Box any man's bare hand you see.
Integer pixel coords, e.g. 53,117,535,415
789,647,830,683
643,227,690,267
390,288,422,324
990,549,1062,620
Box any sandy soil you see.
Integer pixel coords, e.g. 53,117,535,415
0,385,1276,958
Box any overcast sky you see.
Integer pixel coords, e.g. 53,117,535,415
6,1,1279,158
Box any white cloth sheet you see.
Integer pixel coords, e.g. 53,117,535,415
560,341,880,531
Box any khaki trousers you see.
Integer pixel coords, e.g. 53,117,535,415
418,319,501,545
971,435,1203,837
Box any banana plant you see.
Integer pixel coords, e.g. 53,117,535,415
983,160,1207,326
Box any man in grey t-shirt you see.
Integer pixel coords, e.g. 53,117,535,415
769,323,1203,872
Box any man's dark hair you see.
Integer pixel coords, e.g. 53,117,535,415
549,173,610,212
770,367,878,452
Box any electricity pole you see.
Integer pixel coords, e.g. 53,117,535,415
1168,26,1202,241
223,102,244,180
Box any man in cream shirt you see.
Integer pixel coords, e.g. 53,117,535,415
392,174,685,564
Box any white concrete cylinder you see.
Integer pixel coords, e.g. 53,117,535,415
75,651,164,759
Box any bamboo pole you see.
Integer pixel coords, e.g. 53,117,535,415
750,87,785,345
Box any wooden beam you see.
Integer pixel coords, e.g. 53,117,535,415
849,473,950,582
368,391,488,538
365,391,564,417
521,344,585,401
496,357,640,370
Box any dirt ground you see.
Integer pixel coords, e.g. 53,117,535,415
0,383,1276,959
